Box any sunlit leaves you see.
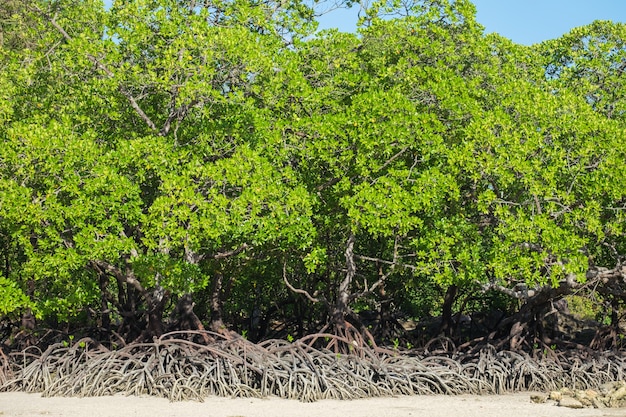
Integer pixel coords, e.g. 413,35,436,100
2,0,626,328
541,21,626,121
0,277,31,315
0,0,320,323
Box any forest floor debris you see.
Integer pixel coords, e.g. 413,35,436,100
530,382,626,409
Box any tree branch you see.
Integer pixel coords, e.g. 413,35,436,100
212,243,249,260
481,274,578,301
374,146,409,177
354,254,417,271
89,259,147,297
282,261,328,306
32,5,159,132
586,265,626,299
350,234,401,303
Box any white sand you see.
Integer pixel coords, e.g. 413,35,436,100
1,392,624,417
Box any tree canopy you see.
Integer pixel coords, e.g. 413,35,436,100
2,0,626,350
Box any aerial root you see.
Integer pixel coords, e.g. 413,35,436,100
1,331,624,402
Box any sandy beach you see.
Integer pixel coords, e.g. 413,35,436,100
1,392,624,417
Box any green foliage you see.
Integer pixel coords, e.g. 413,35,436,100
541,21,626,122
1,0,625,340
0,0,317,329
132,254,206,293
565,295,601,321
0,277,31,315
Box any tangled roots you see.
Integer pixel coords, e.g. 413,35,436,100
1,331,624,402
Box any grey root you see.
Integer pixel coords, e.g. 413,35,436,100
2,331,626,402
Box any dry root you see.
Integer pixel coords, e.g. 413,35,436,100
1,331,625,402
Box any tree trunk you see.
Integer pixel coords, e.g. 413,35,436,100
332,233,355,329
440,284,458,337
90,259,167,342
209,272,226,333
323,233,380,353
98,273,111,332
169,294,210,343
146,286,167,338
483,276,578,350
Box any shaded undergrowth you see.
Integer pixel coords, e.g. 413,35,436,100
1,331,624,402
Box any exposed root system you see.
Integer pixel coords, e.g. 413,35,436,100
1,331,625,402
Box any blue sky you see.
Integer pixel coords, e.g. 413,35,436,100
317,1,626,45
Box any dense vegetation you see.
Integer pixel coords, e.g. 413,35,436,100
2,0,626,356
